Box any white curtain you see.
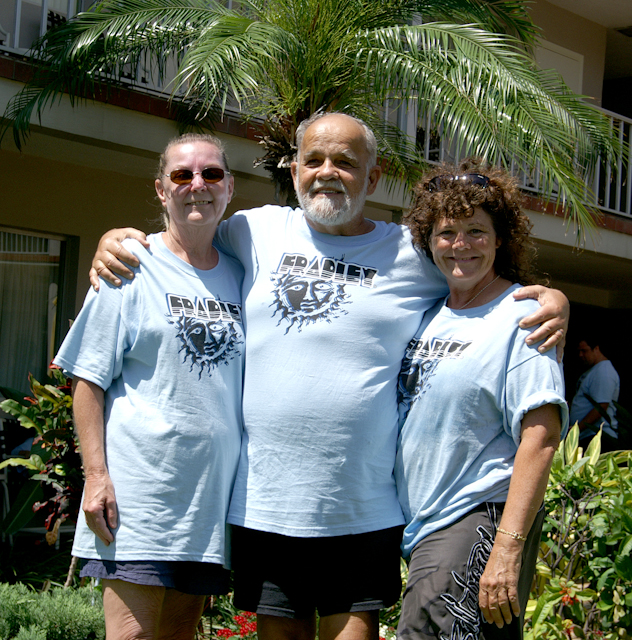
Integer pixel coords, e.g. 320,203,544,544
0,260,59,395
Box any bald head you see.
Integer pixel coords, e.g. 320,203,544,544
290,113,382,235
295,113,378,167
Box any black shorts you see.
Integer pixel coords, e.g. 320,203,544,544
80,559,230,596
397,503,544,640
231,525,404,619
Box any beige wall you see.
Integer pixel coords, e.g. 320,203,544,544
0,143,288,318
1,146,158,315
0,86,398,323
531,0,607,104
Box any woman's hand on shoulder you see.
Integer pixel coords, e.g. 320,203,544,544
514,285,569,361
89,228,149,291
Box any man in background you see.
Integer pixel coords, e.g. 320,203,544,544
570,334,620,450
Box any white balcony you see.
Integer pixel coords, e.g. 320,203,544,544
409,105,632,220
1,0,630,220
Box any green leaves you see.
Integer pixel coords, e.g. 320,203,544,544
1,481,45,536
0,369,82,541
525,424,632,637
0,456,46,473
563,421,580,465
0,375,72,437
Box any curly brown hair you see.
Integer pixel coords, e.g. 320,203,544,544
404,158,544,285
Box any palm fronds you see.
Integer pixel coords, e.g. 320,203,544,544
360,22,621,226
1,0,626,231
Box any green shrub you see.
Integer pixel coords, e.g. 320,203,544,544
0,583,104,640
0,583,38,639
525,425,632,639
13,626,46,640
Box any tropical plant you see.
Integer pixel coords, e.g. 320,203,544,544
524,425,632,639
1,0,623,227
0,367,82,545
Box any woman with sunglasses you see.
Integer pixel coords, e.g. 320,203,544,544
395,159,568,639
54,133,244,640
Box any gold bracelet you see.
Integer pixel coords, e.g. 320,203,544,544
497,527,527,542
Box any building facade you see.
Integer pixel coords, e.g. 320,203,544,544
0,0,630,415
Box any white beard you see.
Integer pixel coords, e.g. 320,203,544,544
298,179,367,227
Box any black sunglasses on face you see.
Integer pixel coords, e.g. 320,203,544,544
166,167,229,185
426,173,490,192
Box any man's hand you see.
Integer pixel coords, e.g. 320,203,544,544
82,472,118,545
89,228,149,291
514,286,569,361
479,538,523,628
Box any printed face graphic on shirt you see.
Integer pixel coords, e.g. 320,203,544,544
398,336,472,417
271,272,348,333
280,276,336,314
269,252,379,334
166,294,243,378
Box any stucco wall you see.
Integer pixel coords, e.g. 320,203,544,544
530,0,607,104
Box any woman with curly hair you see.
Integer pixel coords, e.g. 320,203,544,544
395,159,568,639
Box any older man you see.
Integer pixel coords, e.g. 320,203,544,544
90,113,567,640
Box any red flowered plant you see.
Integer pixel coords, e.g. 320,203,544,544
196,594,257,639
559,584,580,608
214,610,256,639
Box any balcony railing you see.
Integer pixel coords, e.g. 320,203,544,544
1,0,630,220
1,0,82,51
413,105,632,220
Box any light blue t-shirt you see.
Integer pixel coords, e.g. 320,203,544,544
569,360,620,438
395,285,568,559
54,234,244,565
215,205,448,536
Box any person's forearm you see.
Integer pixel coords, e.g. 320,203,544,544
479,404,561,627
497,404,561,537
577,404,609,432
72,378,107,476
72,377,118,543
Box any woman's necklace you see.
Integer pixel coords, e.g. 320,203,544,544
453,275,500,310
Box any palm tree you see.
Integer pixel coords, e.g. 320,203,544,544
2,0,622,228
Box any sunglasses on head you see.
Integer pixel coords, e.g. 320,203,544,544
166,167,229,185
426,173,490,192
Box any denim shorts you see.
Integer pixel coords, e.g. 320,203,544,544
80,559,230,596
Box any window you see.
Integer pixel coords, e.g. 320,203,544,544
0,228,78,395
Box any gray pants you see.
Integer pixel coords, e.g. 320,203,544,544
398,502,544,640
